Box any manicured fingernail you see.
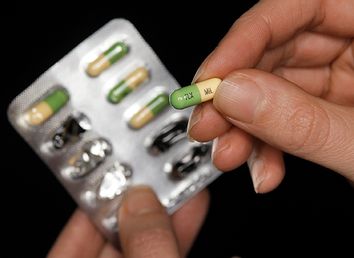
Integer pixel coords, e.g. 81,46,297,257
187,105,203,140
214,75,262,123
248,157,266,194
211,138,219,161
192,65,205,84
211,137,230,162
119,186,161,219
187,134,197,142
191,51,214,83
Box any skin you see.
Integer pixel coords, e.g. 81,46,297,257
189,0,354,193
49,0,354,257
48,187,209,258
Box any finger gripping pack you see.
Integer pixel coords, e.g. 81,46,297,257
7,19,221,248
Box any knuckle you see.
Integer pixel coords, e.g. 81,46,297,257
127,227,175,257
281,102,331,154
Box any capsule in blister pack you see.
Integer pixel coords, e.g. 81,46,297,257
7,19,221,249
24,88,69,126
86,41,129,77
107,66,149,104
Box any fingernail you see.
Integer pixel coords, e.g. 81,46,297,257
191,51,213,83
119,186,162,218
214,75,262,123
187,104,203,140
248,157,266,194
192,65,205,84
211,138,219,161
211,137,230,162
187,134,197,142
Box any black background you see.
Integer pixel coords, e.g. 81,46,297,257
2,2,354,258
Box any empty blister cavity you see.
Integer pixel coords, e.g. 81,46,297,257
86,41,129,77
145,116,188,155
128,92,169,129
81,190,98,209
24,87,69,126
98,162,133,200
165,144,211,180
64,138,112,179
107,67,149,104
52,112,91,149
102,215,118,232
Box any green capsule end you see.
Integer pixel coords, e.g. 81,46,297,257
107,81,132,104
169,85,201,109
147,93,169,115
44,89,69,113
104,42,129,64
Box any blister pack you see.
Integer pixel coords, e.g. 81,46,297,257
7,19,221,248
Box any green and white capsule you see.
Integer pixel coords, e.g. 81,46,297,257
107,67,149,104
24,89,69,126
129,93,169,129
86,41,128,77
170,78,221,109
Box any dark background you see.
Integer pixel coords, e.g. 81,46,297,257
2,3,354,258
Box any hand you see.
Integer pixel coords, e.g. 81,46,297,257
47,186,209,258
188,0,354,193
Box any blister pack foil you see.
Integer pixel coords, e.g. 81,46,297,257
7,19,221,248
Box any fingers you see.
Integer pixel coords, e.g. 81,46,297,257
325,44,354,105
187,102,253,172
118,187,209,258
248,142,285,194
49,189,209,258
171,190,209,257
188,102,283,191
194,0,354,82
188,101,231,142
211,126,253,172
213,69,354,181
315,0,354,36
256,32,350,70
98,243,122,258
47,210,105,258
273,66,331,97
118,186,180,258
194,0,324,81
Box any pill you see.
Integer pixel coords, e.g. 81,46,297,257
86,41,128,77
169,78,221,109
107,67,149,104
129,93,169,129
24,89,69,126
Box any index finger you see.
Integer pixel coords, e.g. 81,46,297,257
47,210,105,258
196,0,354,81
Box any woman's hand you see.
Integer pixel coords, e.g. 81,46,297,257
188,0,354,193
48,187,209,258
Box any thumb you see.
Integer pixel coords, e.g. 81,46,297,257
213,69,354,181
118,186,180,258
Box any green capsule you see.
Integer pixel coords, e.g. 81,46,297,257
107,67,149,104
170,78,221,109
129,93,169,129
86,41,129,77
